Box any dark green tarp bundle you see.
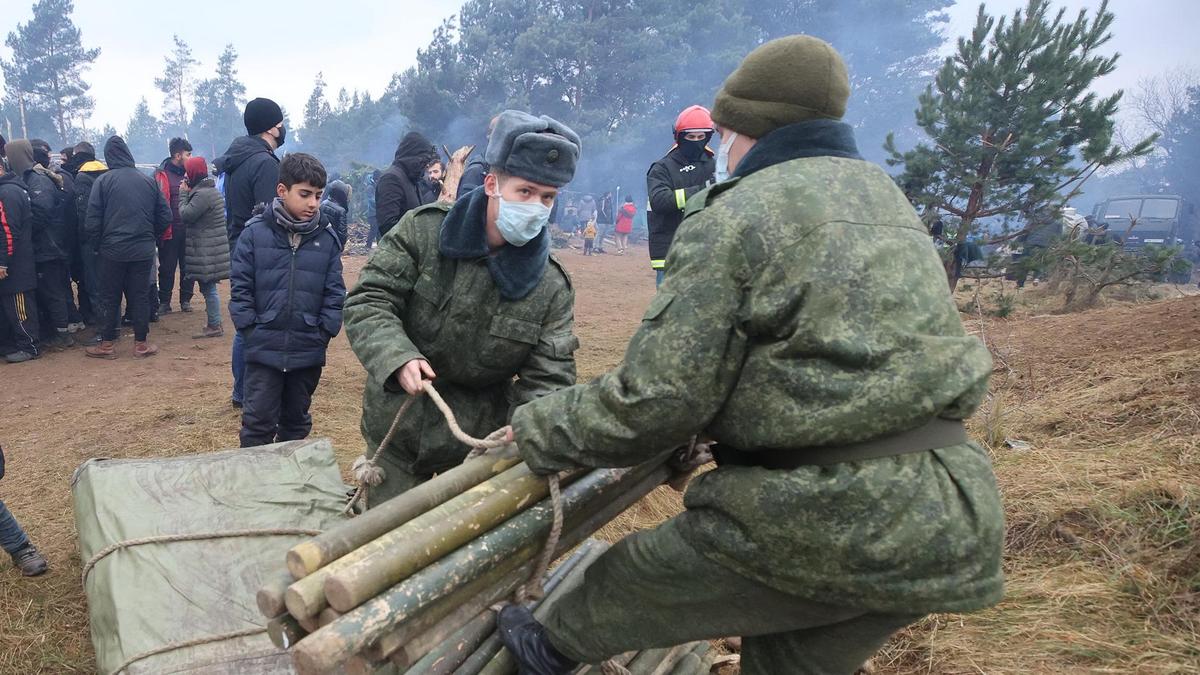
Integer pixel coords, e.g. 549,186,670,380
72,439,349,674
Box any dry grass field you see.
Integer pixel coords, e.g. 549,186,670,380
1,246,1197,673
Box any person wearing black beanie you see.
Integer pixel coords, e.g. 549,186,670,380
215,96,285,408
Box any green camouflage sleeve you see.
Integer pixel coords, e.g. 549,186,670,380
511,201,749,473
506,277,580,417
344,214,424,393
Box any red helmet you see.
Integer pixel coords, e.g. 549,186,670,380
674,105,714,134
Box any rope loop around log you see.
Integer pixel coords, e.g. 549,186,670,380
342,380,570,606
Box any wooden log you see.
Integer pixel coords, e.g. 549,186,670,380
288,454,520,578
452,467,671,675
663,642,713,675
256,570,294,619
645,644,690,675
627,646,680,675
387,541,606,669
291,463,666,675
474,543,608,675
318,607,343,628
286,462,533,620
403,609,495,675
370,548,534,663
326,464,560,613
267,613,308,650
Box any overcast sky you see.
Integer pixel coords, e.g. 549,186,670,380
1,0,1196,134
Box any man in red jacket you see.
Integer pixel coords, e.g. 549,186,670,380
154,137,193,315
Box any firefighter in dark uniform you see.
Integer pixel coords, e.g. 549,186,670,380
646,105,716,286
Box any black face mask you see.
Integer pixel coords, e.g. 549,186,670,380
678,137,707,162
275,126,287,148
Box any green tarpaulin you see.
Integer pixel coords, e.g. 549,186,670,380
72,439,349,674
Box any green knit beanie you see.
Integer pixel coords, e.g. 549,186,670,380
712,35,851,139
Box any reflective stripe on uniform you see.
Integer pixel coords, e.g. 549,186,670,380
674,189,687,210
650,259,666,270
16,291,27,322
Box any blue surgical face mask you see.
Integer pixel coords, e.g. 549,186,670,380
715,131,738,182
495,196,551,247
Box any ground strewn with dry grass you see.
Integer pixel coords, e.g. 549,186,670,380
2,247,1198,673
877,292,1200,674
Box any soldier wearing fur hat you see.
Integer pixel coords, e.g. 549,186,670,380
344,110,583,503
497,36,1005,675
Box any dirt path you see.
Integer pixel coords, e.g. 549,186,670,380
0,243,658,672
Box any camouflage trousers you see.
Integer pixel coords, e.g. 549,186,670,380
365,451,430,507
544,515,920,675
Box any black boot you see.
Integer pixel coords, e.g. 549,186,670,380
497,605,578,675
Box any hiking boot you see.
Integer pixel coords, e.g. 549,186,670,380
85,341,118,359
497,605,578,675
193,324,224,339
157,302,173,315
11,544,48,577
179,301,193,313
4,351,38,364
133,341,159,358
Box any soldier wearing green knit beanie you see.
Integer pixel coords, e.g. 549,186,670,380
499,35,1004,675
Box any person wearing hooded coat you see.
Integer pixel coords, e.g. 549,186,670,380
0,160,41,362
320,179,351,247
375,132,437,238
66,142,107,329
218,97,286,408
179,156,230,339
32,138,84,330
7,140,72,349
83,136,172,359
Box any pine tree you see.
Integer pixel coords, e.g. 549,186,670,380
191,44,247,156
1161,87,1200,205
154,35,199,137
1,0,100,144
886,0,1154,288
125,97,163,164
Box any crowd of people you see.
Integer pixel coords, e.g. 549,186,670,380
4,35,1007,675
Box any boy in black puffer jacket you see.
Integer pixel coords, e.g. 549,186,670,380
229,153,344,448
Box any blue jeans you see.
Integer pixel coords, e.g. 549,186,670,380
655,269,665,287
232,332,246,404
199,281,221,327
0,499,30,555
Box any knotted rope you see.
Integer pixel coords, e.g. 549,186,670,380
343,381,564,603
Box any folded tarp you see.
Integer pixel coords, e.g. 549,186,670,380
72,439,349,674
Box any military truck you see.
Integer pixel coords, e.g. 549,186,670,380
1093,195,1198,281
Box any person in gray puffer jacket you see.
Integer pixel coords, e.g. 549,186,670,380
180,156,230,338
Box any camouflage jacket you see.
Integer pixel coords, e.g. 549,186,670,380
345,199,578,476
512,120,1004,613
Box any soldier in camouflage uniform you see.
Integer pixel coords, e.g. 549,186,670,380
497,36,1005,674
344,111,582,503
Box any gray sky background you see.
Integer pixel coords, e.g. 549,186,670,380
1,0,1196,134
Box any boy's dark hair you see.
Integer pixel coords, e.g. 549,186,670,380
279,152,327,189
169,137,193,156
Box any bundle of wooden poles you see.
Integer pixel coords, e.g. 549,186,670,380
254,449,679,674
